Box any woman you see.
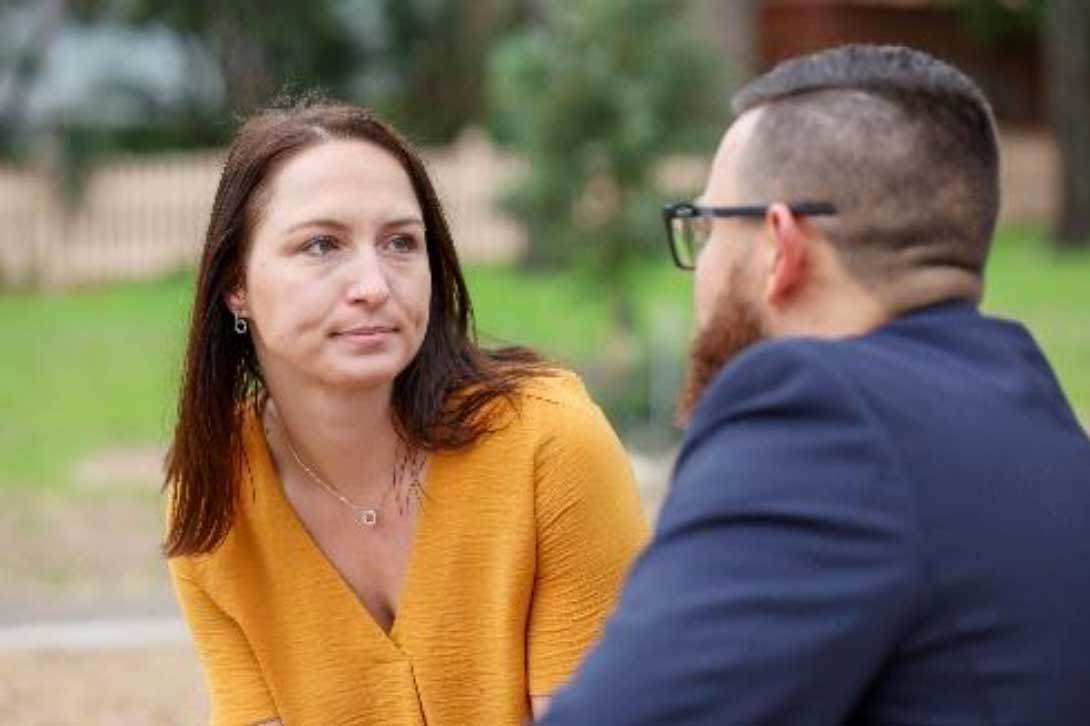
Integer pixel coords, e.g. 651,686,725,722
164,98,648,726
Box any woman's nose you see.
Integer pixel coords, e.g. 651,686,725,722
345,247,391,305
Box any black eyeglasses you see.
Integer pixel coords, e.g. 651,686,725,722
662,201,838,270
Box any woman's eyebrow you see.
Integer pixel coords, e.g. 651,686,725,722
381,216,426,229
284,217,425,234
284,218,351,235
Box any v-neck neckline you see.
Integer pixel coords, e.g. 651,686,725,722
248,410,436,653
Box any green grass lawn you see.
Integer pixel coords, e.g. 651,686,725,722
2,226,1087,491
980,227,1090,417
0,273,191,488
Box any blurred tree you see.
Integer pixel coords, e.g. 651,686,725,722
1,0,228,201
0,0,65,157
955,0,1089,250
3,0,524,201
487,0,727,290
49,0,516,150
360,0,520,144
487,0,728,432
71,0,364,116
1044,0,1090,249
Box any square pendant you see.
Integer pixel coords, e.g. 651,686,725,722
358,510,378,527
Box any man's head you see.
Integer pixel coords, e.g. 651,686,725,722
677,44,1000,422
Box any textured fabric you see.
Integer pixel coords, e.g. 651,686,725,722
543,302,1090,725
169,371,649,725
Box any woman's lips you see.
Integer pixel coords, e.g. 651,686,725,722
334,325,398,337
332,326,398,352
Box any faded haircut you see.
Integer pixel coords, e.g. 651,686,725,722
731,44,1000,287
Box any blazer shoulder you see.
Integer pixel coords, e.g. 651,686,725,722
691,336,855,429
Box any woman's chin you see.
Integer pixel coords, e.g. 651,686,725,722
316,361,407,392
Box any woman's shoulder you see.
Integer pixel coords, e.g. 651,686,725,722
496,369,628,458
517,368,595,410
513,371,645,532
498,368,609,433
460,367,611,452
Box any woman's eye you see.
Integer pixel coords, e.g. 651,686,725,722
385,234,419,254
302,236,339,257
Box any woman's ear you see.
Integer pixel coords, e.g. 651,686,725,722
224,287,247,318
763,203,808,307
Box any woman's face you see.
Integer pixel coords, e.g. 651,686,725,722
230,139,432,393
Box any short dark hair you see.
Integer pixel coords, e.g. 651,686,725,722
165,98,544,557
731,45,999,289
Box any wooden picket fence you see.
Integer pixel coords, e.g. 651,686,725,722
0,127,1056,290
0,128,528,289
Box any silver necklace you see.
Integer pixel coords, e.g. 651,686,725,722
275,411,424,528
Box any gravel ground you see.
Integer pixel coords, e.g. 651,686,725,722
1,473,207,725
0,646,207,725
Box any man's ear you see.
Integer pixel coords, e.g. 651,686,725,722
763,203,808,306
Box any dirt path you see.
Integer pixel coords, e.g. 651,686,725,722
0,484,176,627
0,646,207,725
1,445,206,723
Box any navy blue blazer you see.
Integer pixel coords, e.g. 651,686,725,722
542,302,1090,725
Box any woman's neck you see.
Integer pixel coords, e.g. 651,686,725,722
263,377,402,503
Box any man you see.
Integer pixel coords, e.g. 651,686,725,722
540,45,1090,725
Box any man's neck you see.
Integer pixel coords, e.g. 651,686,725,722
767,265,981,341
767,281,889,340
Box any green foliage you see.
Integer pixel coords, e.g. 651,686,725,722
115,0,364,113
361,0,521,144
487,0,729,282
4,1,517,173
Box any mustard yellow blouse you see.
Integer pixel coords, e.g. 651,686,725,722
169,372,649,725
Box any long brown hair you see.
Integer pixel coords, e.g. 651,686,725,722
164,98,544,557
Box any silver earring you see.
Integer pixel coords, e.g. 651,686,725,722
234,313,249,335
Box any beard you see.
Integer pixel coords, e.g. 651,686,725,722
676,271,766,427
